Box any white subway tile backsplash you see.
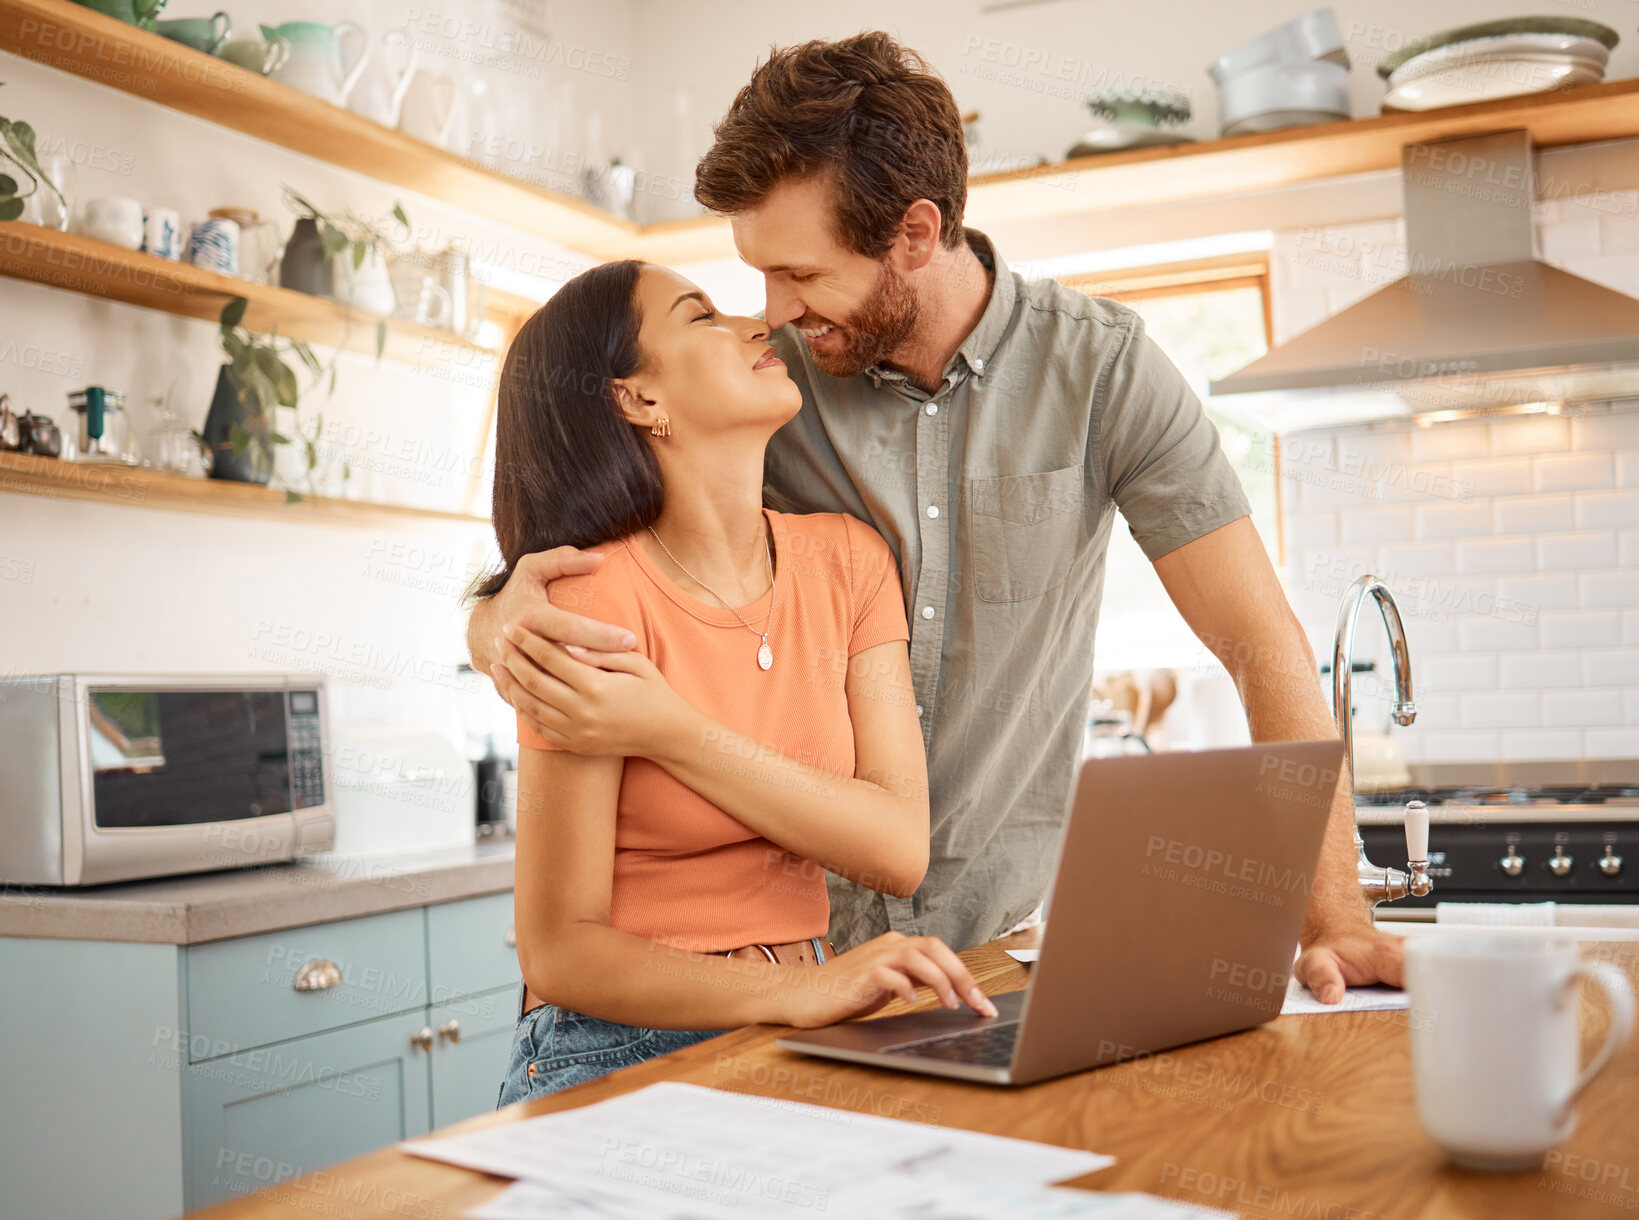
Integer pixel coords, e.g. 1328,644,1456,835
1621,531,1639,568
1580,571,1639,609
1283,511,1338,550
1626,610,1639,647
1488,415,1570,456
1378,542,1455,579
1561,254,1639,298
1570,408,1639,452
1580,651,1639,687
1574,490,1639,531
1409,421,1491,463
1419,653,1498,694
1542,690,1625,728
1533,453,1614,492
1460,691,1538,727
1455,536,1534,574
1493,495,1574,535
1626,690,1639,723
1498,653,1581,690
1585,728,1639,759
1495,575,1578,613
1499,730,1586,761
1339,505,1415,545
1458,616,1540,651
1536,531,1618,571
1410,729,1500,760
1540,610,1623,649
1617,452,1639,487
1415,500,1493,539
1450,459,1531,497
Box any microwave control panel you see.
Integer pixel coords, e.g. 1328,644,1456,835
288,689,326,809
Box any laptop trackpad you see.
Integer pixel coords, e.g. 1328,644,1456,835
783,989,1028,1053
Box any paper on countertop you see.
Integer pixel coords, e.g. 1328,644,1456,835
1006,949,1041,963
1436,901,1556,926
404,1082,1112,1220
1280,977,1408,1015
468,1179,1231,1220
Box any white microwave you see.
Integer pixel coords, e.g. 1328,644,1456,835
0,674,335,887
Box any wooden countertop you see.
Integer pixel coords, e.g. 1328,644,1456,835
182,928,1639,1220
0,838,515,944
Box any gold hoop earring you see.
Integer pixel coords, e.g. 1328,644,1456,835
650,417,670,437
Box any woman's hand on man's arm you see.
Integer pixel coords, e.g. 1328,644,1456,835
467,546,638,736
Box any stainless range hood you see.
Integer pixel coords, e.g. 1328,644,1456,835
1211,129,1639,414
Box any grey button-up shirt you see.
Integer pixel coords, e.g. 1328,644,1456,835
763,228,1251,951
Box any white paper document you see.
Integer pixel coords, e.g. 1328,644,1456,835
469,1178,1232,1220
1006,949,1041,963
1279,977,1408,1015
403,1082,1113,1220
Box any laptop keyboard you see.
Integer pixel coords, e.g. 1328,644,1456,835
880,1022,1020,1067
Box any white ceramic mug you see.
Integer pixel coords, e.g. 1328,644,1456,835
141,207,181,260
82,196,144,250
1404,934,1635,1171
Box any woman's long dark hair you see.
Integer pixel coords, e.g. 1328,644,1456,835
469,259,661,601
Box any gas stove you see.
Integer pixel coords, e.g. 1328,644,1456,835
1355,761,1637,906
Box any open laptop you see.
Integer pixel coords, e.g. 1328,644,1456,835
778,739,1345,1085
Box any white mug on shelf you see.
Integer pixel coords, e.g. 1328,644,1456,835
141,207,182,260
1404,934,1635,1171
81,196,144,250
398,67,458,147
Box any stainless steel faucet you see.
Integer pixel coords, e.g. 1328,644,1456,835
1331,574,1433,906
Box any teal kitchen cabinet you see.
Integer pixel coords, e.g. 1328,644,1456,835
0,890,520,1220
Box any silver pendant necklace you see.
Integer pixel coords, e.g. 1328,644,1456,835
646,522,775,671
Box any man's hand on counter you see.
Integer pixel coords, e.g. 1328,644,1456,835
1294,926,1405,1005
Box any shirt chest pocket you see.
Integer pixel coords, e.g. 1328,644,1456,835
964,463,1086,603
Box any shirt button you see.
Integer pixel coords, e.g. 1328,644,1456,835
916,705,924,717
972,357,985,374
926,505,939,519
924,403,938,416
921,605,935,620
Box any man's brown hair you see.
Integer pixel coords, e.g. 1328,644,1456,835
694,31,967,259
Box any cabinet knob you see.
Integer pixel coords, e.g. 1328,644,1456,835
438,1019,461,1044
293,959,342,992
410,1025,434,1052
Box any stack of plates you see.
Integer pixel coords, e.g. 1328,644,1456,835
1378,17,1619,112
1208,8,1353,137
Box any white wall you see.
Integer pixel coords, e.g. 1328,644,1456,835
0,0,637,790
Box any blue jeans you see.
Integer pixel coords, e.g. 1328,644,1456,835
495,982,728,1106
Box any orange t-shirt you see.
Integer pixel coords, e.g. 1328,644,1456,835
518,508,910,952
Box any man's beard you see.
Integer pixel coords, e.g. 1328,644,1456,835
802,260,920,379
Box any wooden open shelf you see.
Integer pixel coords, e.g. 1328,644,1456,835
0,450,490,527
0,0,640,259
6,0,1639,267
0,222,505,365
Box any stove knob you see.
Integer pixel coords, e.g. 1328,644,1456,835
1549,849,1574,877
1500,849,1525,877
1599,849,1623,877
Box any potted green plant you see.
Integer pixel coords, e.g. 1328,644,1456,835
0,83,68,222
280,186,410,352
201,297,325,491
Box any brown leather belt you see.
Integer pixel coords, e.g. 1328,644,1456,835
520,936,834,1018
716,936,835,967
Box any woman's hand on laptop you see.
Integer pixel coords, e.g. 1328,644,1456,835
779,932,1000,1028
495,629,692,758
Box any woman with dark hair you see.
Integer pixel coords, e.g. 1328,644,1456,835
482,260,994,1105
